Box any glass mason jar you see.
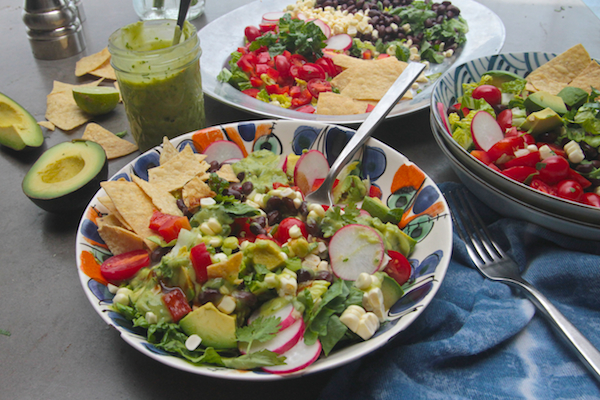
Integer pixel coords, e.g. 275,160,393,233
108,20,205,152
133,0,205,21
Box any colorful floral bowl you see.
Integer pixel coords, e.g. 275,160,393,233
430,52,600,240
75,119,452,380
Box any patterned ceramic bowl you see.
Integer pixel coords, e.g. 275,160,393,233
430,52,600,239
76,119,452,380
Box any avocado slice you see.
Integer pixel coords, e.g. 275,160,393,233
558,86,589,109
179,302,238,349
519,107,564,137
524,91,568,114
0,92,44,151
22,140,108,213
380,274,404,309
361,196,402,225
482,70,521,88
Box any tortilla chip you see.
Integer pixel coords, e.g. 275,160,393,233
98,223,146,255
82,123,138,159
316,92,368,115
527,44,591,94
46,79,103,130
182,176,216,210
131,175,182,216
160,136,179,165
97,195,132,230
89,59,117,80
75,48,110,77
341,59,408,100
97,214,124,229
568,60,600,94
331,54,372,70
38,120,55,130
216,164,240,183
100,180,158,250
148,145,210,192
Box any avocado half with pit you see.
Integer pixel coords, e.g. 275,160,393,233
0,92,44,151
22,140,108,213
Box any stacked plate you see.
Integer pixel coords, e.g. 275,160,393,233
430,52,600,240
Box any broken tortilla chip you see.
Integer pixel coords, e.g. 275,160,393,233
526,44,592,94
216,164,240,183
182,175,216,210
568,60,600,94
75,48,111,77
89,59,117,80
131,175,182,216
148,145,210,192
316,92,368,115
160,136,180,165
38,120,55,130
82,122,138,159
98,223,146,255
45,79,103,130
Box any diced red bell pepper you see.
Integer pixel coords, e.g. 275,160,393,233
256,64,269,75
162,288,191,322
149,210,191,243
256,51,271,64
501,166,538,183
190,243,212,284
100,249,151,284
384,250,412,286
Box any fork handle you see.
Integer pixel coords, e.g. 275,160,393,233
512,280,600,382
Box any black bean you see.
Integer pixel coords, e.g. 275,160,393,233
576,163,594,174
249,222,265,235
151,246,171,262
315,271,334,283
241,181,253,195
233,290,257,307
536,131,558,143
581,142,599,160
282,197,296,213
267,210,282,225
197,288,220,305
296,269,314,283
592,160,600,169
298,201,309,217
237,171,245,181
306,221,322,237
266,196,283,212
209,160,220,172
253,215,267,227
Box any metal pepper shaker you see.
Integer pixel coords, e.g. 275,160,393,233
22,0,86,60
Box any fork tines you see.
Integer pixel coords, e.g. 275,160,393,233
447,189,504,267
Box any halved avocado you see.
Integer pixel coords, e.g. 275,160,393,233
22,140,108,213
0,92,44,151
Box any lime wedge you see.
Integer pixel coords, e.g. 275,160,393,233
72,86,120,116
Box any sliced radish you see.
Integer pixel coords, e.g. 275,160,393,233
240,318,305,355
325,34,353,51
262,11,285,25
307,18,331,38
202,140,245,164
296,12,307,20
329,224,385,280
437,102,451,135
221,158,242,164
262,337,322,374
471,110,504,152
293,149,330,195
248,299,301,331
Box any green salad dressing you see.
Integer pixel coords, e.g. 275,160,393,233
109,20,205,152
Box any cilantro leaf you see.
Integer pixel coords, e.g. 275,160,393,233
222,350,286,370
236,316,281,353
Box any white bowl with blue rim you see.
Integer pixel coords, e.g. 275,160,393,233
75,119,453,380
430,52,600,239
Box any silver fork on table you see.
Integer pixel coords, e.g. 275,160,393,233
448,189,600,382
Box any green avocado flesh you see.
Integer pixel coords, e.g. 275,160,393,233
524,91,567,114
22,140,108,213
179,302,238,349
481,70,521,88
0,92,44,150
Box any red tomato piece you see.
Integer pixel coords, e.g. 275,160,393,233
297,63,326,81
244,25,261,42
487,136,525,162
259,23,278,33
368,184,383,199
100,249,150,284
582,192,600,208
504,151,540,169
472,84,502,106
250,76,263,87
537,142,566,158
190,243,212,284
496,109,512,132
256,51,271,64
501,166,538,183
556,179,584,202
149,210,191,243
470,149,492,165
265,84,289,95
273,217,308,243
291,88,312,107
162,288,192,322
237,53,257,73
530,178,557,196
275,55,291,77
536,155,570,184
315,57,339,78
306,78,332,98
289,85,302,98
384,250,412,286
290,54,307,67
296,105,315,113
567,168,592,189
365,104,376,113
242,88,260,98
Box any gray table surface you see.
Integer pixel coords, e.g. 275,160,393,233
1,0,599,399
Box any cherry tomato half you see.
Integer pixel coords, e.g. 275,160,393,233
100,249,150,284
273,217,308,243
275,55,291,77
496,109,512,132
487,136,525,163
244,26,262,42
306,78,332,98
536,155,570,185
384,250,412,286
297,63,326,81
556,179,584,202
504,151,540,169
472,84,502,107
530,178,557,196
582,192,600,208
501,166,538,183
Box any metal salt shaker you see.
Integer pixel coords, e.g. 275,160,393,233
22,0,86,60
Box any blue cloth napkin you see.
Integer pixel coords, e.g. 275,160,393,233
318,182,600,400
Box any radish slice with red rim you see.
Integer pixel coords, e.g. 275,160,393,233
262,337,322,374
262,11,285,24
471,110,504,152
325,34,353,51
202,140,245,164
247,301,301,331
329,224,385,280
293,149,330,195
307,18,331,38
240,318,305,355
